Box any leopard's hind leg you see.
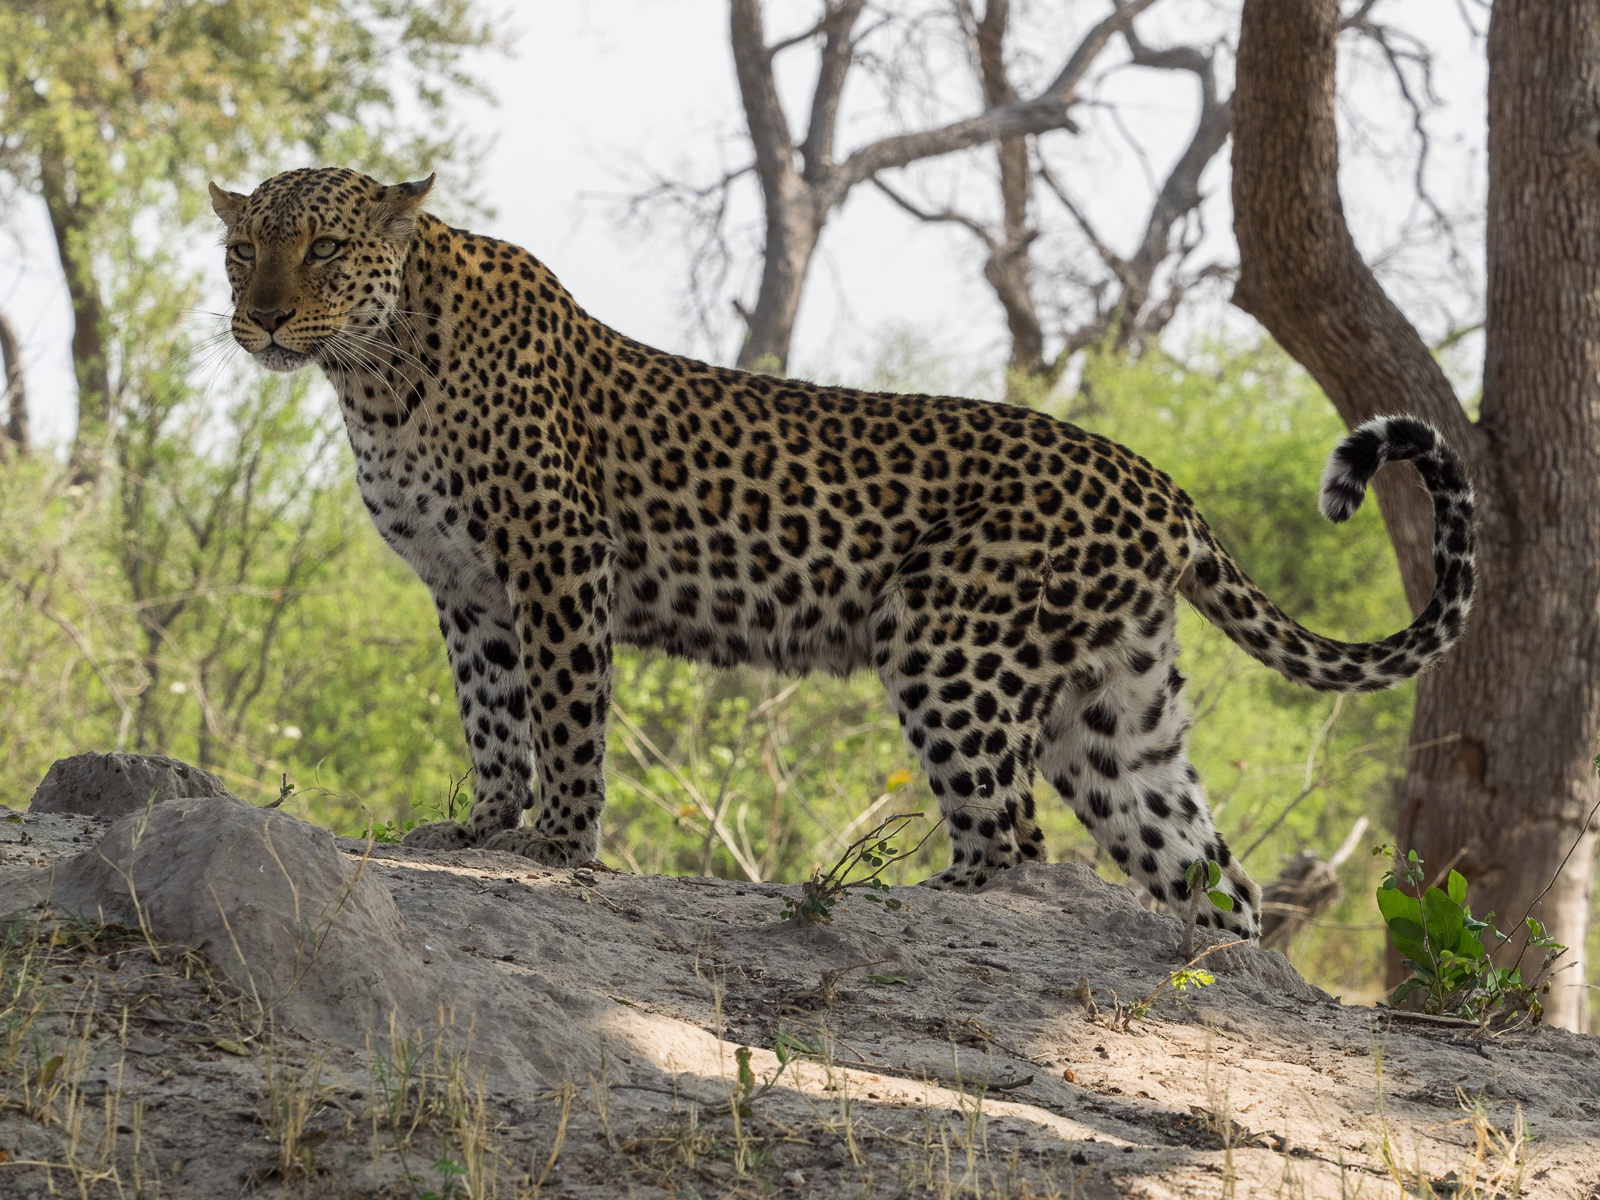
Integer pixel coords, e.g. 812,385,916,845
872,592,1053,891
1033,610,1260,941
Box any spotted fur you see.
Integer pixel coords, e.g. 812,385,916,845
211,168,1478,941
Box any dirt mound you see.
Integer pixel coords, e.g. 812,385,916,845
28,751,231,819
9,794,432,1043
2,775,1598,1198
2,796,606,1094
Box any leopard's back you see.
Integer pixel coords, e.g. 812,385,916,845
596,347,1193,678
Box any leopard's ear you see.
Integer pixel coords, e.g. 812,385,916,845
373,174,436,241
209,181,249,228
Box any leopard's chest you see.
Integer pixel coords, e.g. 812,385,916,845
336,386,487,585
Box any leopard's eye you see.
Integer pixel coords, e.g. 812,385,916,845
231,242,256,261
309,238,341,261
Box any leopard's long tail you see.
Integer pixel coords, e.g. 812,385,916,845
1177,415,1476,693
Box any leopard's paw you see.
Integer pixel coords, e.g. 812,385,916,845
400,820,473,850
917,868,984,892
479,828,582,865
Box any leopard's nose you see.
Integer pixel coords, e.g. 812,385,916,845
249,309,294,333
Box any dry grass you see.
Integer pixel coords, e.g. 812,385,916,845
0,830,1566,1200
0,909,1556,1199
0,908,581,1199
261,1039,331,1179
0,914,216,1196
1368,1038,1534,1200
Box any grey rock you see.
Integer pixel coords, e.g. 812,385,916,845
2,796,605,1094
28,752,233,819
15,793,434,1042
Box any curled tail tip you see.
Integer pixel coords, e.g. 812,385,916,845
1318,414,1441,524
1317,461,1368,523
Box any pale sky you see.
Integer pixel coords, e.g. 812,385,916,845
0,0,1486,449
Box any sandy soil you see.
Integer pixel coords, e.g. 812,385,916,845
2,793,1598,1199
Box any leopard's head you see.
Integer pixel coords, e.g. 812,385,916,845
209,167,433,373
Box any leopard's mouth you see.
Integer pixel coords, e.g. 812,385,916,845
254,345,314,373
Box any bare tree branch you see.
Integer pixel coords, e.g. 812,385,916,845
871,176,996,247
800,1,868,179
632,0,1226,379
723,0,1158,370
1038,162,1131,288
1118,33,1232,311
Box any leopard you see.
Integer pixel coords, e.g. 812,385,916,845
210,166,1477,942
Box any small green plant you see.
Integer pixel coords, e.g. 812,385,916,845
1112,937,1238,1030
779,812,933,923
1186,859,1235,913
1373,841,1565,1023
372,816,421,844
371,770,473,843
1177,858,1235,958
417,1157,466,1199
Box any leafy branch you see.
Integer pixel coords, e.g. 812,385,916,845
779,808,936,924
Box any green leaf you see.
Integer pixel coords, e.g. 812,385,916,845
1387,917,1429,964
1421,887,1464,958
1398,956,1437,983
1376,887,1422,928
1207,861,1222,888
1453,928,1485,961
735,1046,754,1099
1391,978,1428,1005
1207,889,1234,912
1446,870,1467,905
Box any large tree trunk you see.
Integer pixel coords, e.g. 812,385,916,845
40,153,112,484
0,310,27,458
1233,0,1600,1030
1424,0,1600,1032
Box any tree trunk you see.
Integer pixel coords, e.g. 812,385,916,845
40,153,112,484
973,0,1046,390
1233,0,1600,1030
0,310,27,457
736,179,822,373
1408,0,1600,1032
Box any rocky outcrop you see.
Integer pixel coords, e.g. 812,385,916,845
28,751,232,819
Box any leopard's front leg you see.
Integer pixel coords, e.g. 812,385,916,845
480,558,616,866
401,568,537,852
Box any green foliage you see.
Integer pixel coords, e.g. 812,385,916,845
0,0,497,211
1117,948,1227,1030
778,812,925,924
0,381,468,827
1186,859,1235,913
418,1157,466,1200
0,0,499,468
1372,841,1566,1023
